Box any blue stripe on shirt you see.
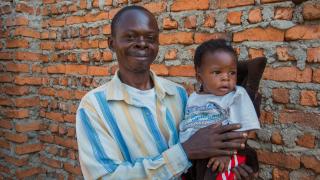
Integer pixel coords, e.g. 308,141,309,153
165,108,179,145
79,108,118,173
177,87,187,117
141,107,168,153
94,91,133,163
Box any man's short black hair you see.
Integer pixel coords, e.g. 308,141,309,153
194,39,237,69
111,5,154,36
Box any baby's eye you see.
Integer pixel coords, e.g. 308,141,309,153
229,71,236,75
212,71,221,75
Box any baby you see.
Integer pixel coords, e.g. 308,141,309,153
180,39,260,180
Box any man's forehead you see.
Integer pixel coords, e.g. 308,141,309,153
117,9,157,25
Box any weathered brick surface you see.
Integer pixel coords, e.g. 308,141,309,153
0,0,319,179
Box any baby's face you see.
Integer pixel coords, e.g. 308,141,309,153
197,50,237,96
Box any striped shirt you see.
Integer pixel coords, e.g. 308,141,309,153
76,71,192,179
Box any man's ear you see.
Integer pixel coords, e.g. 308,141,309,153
108,37,114,51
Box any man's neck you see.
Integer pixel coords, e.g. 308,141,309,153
118,70,154,90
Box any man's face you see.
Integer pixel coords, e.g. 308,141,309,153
109,10,159,74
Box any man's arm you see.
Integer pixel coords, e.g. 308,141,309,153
76,100,191,180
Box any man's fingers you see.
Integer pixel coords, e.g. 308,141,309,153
218,131,247,141
215,141,244,149
207,158,215,167
234,166,250,180
240,164,253,175
211,161,220,172
211,150,237,156
213,123,241,134
232,168,241,180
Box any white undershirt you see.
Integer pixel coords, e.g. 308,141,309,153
124,84,157,118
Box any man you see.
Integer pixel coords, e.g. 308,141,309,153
76,6,255,179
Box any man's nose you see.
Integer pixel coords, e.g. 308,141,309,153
135,36,147,49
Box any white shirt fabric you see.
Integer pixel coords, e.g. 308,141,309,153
179,86,260,143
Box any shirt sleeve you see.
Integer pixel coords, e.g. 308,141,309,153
76,95,191,180
229,87,261,131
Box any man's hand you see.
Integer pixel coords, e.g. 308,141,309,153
181,123,247,160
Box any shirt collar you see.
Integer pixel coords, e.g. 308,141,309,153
106,70,175,103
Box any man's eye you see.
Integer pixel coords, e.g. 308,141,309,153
127,35,135,40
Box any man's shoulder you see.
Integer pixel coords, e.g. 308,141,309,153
80,83,109,103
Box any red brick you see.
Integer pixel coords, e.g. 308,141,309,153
3,86,29,95
63,163,82,175
47,64,66,74
300,90,318,106
0,119,12,129
0,74,12,82
41,31,57,39
150,64,169,76
307,47,320,63
67,128,76,137
39,87,55,96
171,0,208,11
0,52,13,60
234,27,284,42
47,18,65,27
248,8,262,23
55,136,78,150
14,27,40,38
301,155,320,173
0,98,12,106
5,16,29,26
217,0,254,8
16,3,34,14
64,114,76,123
296,133,315,148
99,40,108,48
87,66,109,76
75,90,87,100
39,134,54,143
248,48,264,59
15,51,46,61
91,51,101,61
142,2,166,14
313,69,320,83
263,67,312,83
84,12,108,22
5,63,29,73
14,76,44,85
276,47,295,61
0,139,10,149
77,40,99,49
163,17,178,30
65,64,87,75
285,25,320,41
257,150,300,169
5,132,28,143
272,88,289,104
274,7,293,20
55,41,75,50
102,51,113,62
14,97,39,108
15,143,42,155
80,52,89,62
303,3,320,20
194,33,227,44
46,112,64,122
40,41,55,50
227,11,242,25
40,155,61,168
4,155,28,166
2,109,28,119
16,121,41,133
279,109,320,129
159,32,193,45
203,13,215,28
261,0,286,3
272,168,289,180
184,15,197,29
16,167,44,179
168,65,195,77
66,16,85,25
57,89,74,99
6,39,29,48
102,24,111,35
165,49,178,60
271,130,283,145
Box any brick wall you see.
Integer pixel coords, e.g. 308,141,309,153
0,0,319,179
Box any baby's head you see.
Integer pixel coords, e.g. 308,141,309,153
194,39,237,96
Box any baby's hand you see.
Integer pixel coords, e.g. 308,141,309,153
207,156,231,172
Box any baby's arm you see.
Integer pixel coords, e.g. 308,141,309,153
207,156,231,172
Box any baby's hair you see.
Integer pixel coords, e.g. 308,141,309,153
111,5,155,37
194,39,237,69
